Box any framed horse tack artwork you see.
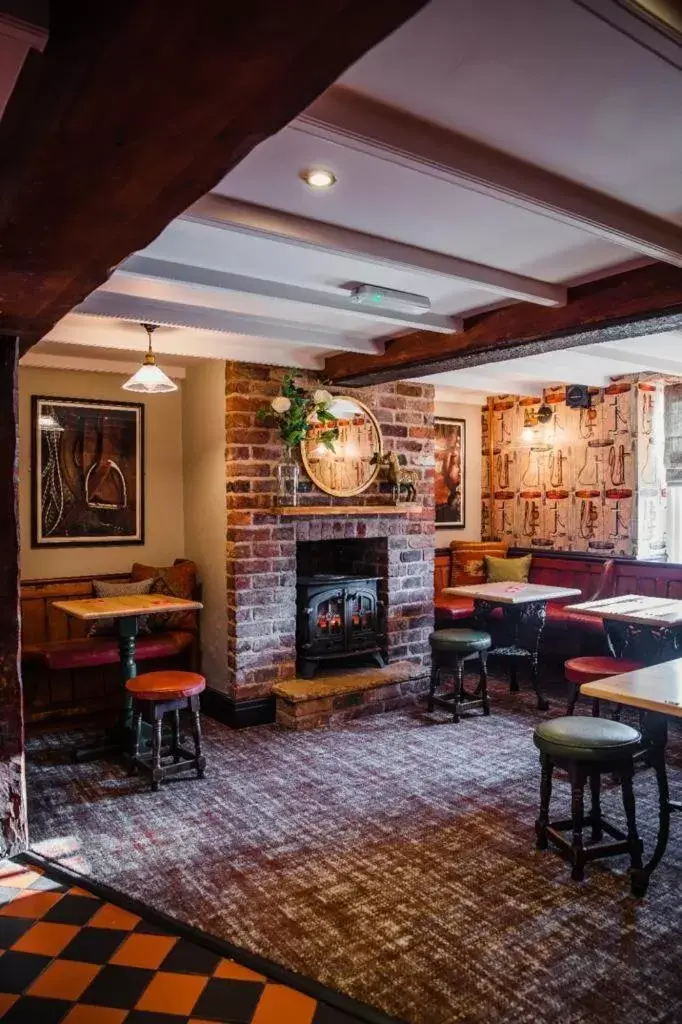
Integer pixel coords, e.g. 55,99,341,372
435,416,466,528
31,396,144,547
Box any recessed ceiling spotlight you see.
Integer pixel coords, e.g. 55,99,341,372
300,168,337,190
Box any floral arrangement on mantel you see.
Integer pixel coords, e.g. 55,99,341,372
257,373,338,454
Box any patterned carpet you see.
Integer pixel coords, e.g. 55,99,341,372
27,676,682,1024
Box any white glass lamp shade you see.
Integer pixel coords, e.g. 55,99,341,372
122,353,177,394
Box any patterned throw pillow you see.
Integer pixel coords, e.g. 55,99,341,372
88,577,154,637
485,554,532,584
449,541,508,587
130,560,198,632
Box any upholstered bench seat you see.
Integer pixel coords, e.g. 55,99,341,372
533,717,641,762
22,631,195,672
434,595,475,626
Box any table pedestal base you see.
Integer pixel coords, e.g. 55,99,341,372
474,599,549,710
629,710,681,896
72,615,140,763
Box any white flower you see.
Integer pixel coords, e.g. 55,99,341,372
271,396,291,414
313,389,333,406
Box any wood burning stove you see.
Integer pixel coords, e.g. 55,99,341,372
296,574,385,679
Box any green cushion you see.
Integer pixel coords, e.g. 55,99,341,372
430,628,492,653
533,717,641,762
485,553,532,583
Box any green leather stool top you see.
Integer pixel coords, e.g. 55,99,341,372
430,628,492,653
533,717,641,762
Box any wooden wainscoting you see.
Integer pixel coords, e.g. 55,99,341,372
434,549,450,597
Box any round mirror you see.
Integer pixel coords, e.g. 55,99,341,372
301,395,383,497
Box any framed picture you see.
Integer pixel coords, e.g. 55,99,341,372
32,396,144,547
435,417,465,528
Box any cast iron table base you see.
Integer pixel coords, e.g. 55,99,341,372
629,710,682,897
473,598,550,710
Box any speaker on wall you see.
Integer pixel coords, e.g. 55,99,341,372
565,385,591,409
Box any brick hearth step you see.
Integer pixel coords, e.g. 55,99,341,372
273,660,428,730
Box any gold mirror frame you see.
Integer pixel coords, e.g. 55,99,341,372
301,395,383,498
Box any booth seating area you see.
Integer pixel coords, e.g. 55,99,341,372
434,543,682,659
21,561,200,724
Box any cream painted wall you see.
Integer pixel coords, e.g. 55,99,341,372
19,366,185,580
434,397,482,547
182,361,228,692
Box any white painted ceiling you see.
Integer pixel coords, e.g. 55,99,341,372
21,0,682,395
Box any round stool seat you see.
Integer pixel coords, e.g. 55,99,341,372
126,670,206,702
565,656,644,686
430,628,492,654
534,716,641,762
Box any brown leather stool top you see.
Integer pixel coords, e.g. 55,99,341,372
125,670,206,792
126,670,206,701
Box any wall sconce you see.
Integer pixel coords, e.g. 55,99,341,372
521,403,553,442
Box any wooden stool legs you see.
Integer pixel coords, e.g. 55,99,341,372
190,700,205,779
128,693,206,792
569,764,586,881
428,651,490,722
535,754,643,882
535,752,553,851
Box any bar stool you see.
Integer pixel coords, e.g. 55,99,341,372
428,628,492,722
564,656,644,716
533,716,643,882
126,670,206,791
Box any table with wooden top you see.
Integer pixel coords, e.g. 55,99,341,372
444,582,581,709
567,594,682,663
53,594,203,761
582,660,682,896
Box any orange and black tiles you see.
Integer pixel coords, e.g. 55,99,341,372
0,861,356,1023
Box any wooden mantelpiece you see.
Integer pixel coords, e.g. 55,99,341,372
250,504,423,517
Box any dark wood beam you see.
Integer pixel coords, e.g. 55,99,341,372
0,0,428,340
0,338,26,855
325,262,682,384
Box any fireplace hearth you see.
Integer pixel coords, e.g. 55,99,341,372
296,573,385,679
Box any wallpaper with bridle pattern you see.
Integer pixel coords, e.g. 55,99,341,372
481,382,666,558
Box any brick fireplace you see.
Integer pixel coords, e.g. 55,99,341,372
223,362,435,725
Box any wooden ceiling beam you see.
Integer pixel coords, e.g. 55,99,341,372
0,0,429,340
324,262,682,384
297,88,682,267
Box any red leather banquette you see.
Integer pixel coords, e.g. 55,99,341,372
432,542,668,659
21,565,200,723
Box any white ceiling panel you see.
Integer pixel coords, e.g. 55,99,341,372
146,218,501,314
340,0,682,218
215,129,627,283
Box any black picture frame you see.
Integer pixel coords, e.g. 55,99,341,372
31,395,145,548
435,416,466,528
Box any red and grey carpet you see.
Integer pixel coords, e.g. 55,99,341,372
27,677,682,1024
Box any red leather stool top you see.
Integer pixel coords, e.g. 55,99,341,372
125,670,206,701
565,656,644,687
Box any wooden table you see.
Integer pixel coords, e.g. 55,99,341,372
567,594,682,662
54,594,203,761
444,582,581,709
582,660,682,896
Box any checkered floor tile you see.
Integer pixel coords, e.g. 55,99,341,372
0,860,358,1023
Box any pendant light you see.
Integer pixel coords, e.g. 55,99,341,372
122,324,178,394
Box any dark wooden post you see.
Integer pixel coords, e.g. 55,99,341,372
0,338,27,855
